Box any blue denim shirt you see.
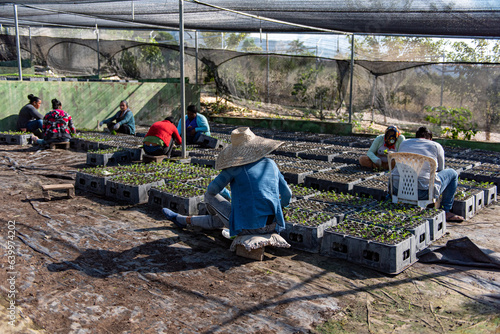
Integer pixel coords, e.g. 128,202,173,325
206,157,292,236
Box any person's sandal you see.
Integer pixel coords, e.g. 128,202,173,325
446,212,464,222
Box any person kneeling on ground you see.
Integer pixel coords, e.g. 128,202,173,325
390,126,464,222
31,98,76,146
99,100,136,135
143,117,182,157
177,104,210,145
359,125,405,170
17,93,44,137
163,127,292,238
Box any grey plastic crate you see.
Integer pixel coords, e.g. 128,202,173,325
7,134,30,145
298,150,340,162
279,166,314,184
352,179,388,201
127,148,143,161
190,156,216,168
159,192,204,216
321,229,416,275
423,210,446,242
451,196,475,220
482,185,497,206
472,189,485,213
86,150,131,166
106,179,164,204
148,187,165,208
75,172,108,195
304,175,363,193
405,220,430,252
197,133,227,149
282,216,337,253
0,134,8,144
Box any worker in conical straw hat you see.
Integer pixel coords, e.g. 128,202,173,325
163,127,292,237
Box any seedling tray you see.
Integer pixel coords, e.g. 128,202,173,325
190,156,216,169
0,133,31,145
127,148,143,161
304,173,364,193
106,179,164,204
75,172,109,195
451,196,475,220
321,223,416,275
148,186,204,215
86,150,131,166
279,166,314,184
298,149,343,162
287,185,320,201
352,177,389,201
197,134,227,149
282,209,337,253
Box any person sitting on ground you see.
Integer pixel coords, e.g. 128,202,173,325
359,125,405,170
99,100,136,135
177,104,210,145
31,98,76,146
390,126,464,222
143,117,182,157
17,94,44,137
163,127,292,238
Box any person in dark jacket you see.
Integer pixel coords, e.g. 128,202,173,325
99,100,136,135
143,117,182,157
17,94,43,136
31,98,76,146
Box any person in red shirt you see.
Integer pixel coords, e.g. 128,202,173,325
143,117,182,157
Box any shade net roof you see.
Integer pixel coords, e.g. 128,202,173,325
1,0,500,38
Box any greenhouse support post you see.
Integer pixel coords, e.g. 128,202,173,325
348,34,354,124
96,24,100,78
195,30,199,85
14,4,22,81
266,33,270,104
179,0,186,158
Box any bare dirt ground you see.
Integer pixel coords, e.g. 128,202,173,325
0,144,499,334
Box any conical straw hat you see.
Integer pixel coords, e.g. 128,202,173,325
215,127,283,170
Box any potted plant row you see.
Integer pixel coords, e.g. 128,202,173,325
0,131,31,145
87,147,131,166
75,165,128,195
347,208,430,252
148,181,205,215
375,201,446,241
282,206,337,253
321,220,417,275
106,173,165,204
451,186,483,220
459,178,497,206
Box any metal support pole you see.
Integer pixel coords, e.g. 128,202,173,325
440,53,445,106
96,24,100,78
29,26,32,66
266,33,270,104
348,35,355,124
14,4,22,81
179,0,187,158
195,30,199,85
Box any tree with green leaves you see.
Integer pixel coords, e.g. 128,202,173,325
445,39,500,140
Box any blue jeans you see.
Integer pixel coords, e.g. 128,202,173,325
436,168,458,212
27,119,43,132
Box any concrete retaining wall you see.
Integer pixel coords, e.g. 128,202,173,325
0,80,200,131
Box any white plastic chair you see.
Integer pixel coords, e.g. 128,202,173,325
388,152,437,208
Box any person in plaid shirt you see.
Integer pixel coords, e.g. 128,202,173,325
31,98,76,145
